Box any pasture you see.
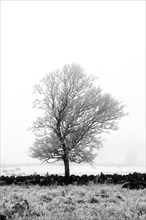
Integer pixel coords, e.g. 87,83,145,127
0,184,146,220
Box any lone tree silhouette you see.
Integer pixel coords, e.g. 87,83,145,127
29,63,127,184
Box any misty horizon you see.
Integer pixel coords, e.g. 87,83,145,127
1,161,145,168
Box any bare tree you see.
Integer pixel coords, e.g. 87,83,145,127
29,63,127,184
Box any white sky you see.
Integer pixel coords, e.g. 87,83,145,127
1,1,145,167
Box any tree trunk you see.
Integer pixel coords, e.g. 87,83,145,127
63,156,70,185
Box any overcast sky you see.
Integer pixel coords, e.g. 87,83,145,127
1,1,145,167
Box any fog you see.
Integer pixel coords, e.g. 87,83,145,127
1,1,145,169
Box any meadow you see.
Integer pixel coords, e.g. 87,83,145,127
0,184,146,220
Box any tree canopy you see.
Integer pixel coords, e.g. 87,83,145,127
29,63,127,183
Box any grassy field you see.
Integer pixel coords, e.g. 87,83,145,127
0,184,146,220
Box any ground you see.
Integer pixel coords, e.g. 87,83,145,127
0,184,146,220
